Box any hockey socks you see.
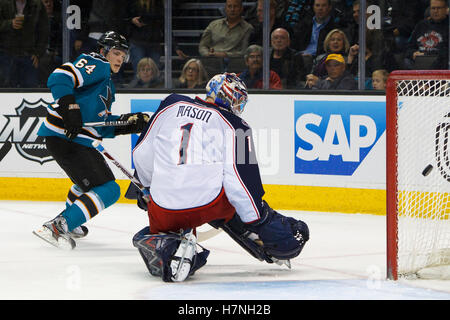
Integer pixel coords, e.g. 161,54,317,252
62,181,120,231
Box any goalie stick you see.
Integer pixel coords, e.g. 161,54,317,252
92,141,222,242
0,141,12,162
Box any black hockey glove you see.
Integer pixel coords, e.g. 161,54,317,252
56,95,82,140
114,112,150,135
246,200,310,260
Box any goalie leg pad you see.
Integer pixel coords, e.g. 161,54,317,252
132,227,209,282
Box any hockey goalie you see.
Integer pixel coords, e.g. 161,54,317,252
129,73,309,282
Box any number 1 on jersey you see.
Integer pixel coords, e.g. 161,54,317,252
178,123,193,165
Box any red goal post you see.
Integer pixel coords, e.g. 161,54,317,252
386,70,450,280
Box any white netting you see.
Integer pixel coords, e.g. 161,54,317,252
395,79,450,279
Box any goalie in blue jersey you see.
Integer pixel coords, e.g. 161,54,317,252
33,31,149,250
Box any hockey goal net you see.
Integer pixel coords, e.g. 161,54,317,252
386,70,450,280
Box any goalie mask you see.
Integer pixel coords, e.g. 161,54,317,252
97,31,130,63
206,73,248,116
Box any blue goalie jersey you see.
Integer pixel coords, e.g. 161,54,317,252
38,52,120,147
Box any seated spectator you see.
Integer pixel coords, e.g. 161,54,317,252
282,0,314,30
0,0,49,87
307,53,357,90
270,27,307,88
290,0,340,57
174,58,209,89
126,57,163,88
346,30,384,77
248,0,287,46
198,0,254,58
126,0,164,73
238,44,283,89
343,0,386,58
388,0,424,53
404,0,449,70
39,0,63,85
309,28,350,78
371,69,389,90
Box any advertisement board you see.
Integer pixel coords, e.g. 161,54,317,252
0,92,386,213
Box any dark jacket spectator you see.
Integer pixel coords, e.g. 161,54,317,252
405,0,449,69
270,27,306,88
126,0,164,72
0,0,49,87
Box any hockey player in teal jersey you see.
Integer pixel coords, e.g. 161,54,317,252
33,31,149,250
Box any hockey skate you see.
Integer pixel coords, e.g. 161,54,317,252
32,215,76,250
170,230,197,282
69,225,89,239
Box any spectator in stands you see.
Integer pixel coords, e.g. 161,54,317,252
282,0,314,30
306,53,357,90
387,0,424,53
238,44,283,89
126,57,163,89
0,0,49,88
371,69,388,90
404,0,449,70
75,0,128,54
248,0,287,46
308,28,350,79
198,0,254,58
174,58,209,89
126,0,164,73
39,0,62,85
346,30,384,77
270,27,307,88
68,0,92,60
290,0,339,57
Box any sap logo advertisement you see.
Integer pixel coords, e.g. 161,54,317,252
294,100,385,176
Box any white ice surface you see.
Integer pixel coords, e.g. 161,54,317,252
0,200,448,300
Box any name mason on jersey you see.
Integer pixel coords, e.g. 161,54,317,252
176,104,213,123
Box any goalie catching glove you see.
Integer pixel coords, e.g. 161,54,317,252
247,201,309,260
210,200,309,264
56,95,82,140
114,112,150,135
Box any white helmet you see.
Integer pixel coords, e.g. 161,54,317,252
206,73,248,115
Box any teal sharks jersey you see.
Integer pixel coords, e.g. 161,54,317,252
38,52,120,147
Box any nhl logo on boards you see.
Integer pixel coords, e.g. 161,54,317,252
0,98,53,164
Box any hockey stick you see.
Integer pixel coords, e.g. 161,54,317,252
0,141,12,162
92,141,150,202
84,120,129,127
92,141,221,242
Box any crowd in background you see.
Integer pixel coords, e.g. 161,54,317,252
0,0,448,91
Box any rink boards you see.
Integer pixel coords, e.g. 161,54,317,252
0,92,386,214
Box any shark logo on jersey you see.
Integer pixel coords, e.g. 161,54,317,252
294,100,385,175
0,99,53,164
98,86,113,118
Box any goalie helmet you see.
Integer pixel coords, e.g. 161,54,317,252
97,31,130,62
206,73,248,116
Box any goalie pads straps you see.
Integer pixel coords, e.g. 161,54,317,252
132,227,210,282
